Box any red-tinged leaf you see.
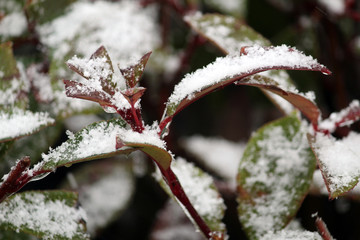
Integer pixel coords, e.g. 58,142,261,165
63,79,112,106
237,114,316,239
120,87,146,106
90,45,115,93
160,45,330,136
120,142,172,170
119,51,152,88
236,75,321,125
308,132,360,199
318,100,360,133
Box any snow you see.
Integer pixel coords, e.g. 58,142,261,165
0,192,88,239
154,157,226,232
79,166,134,234
167,45,326,108
39,122,165,170
27,65,54,102
312,132,360,194
185,12,268,54
166,158,226,231
319,100,360,133
0,12,27,38
262,230,322,240
38,0,160,65
238,120,313,238
0,108,54,141
318,0,346,15
181,136,245,186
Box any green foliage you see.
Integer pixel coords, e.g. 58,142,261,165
237,114,316,239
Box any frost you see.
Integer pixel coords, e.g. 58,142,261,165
0,12,27,38
317,0,345,15
167,45,325,106
38,1,160,65
181,136,245,186
0,108,54,141
0,192,88,239
312,132,360,194
79,166,134,234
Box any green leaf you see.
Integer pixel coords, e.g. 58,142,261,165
0,42,28,108
25,0,76,25
0,190,88,240
203,0,247,18
0,228,38,240
237,114,316,239
0,42,19,80
0,107,55,143
155,158,227,236
308,132,360,199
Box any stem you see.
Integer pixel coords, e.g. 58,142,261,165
315,217,334,240
159,166,212,239
131,104,145,133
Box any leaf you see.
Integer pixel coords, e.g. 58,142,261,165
237,114,316,239
262,230,323,240
0,190,88,240
185,13,270,54
38,118,133,171
318,99,360,133
25,0,76,25
184,13,322,116
308,131,360,198
160,45,330,136
0,42,19,80
202,0,247,18
155,158,227,237
38,118,167,171
119,51,152,88
0,108,55,143
61,159,134,235
236,74,321,125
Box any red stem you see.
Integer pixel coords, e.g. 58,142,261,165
315,217,334,240
159,165,212,239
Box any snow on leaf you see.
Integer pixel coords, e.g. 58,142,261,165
237,114,316,239
0,190,88,240
161,45,330,134
184,13,307,115
262,229,322,240
318,99,360,133
237,74,321,125
155,157,227,235
119,51,152,88
38,118,165,171
308,131,360,198
64,160,134,235
38,1,160,66
185,12,270,54
181,136,245,186
0,108,55,143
